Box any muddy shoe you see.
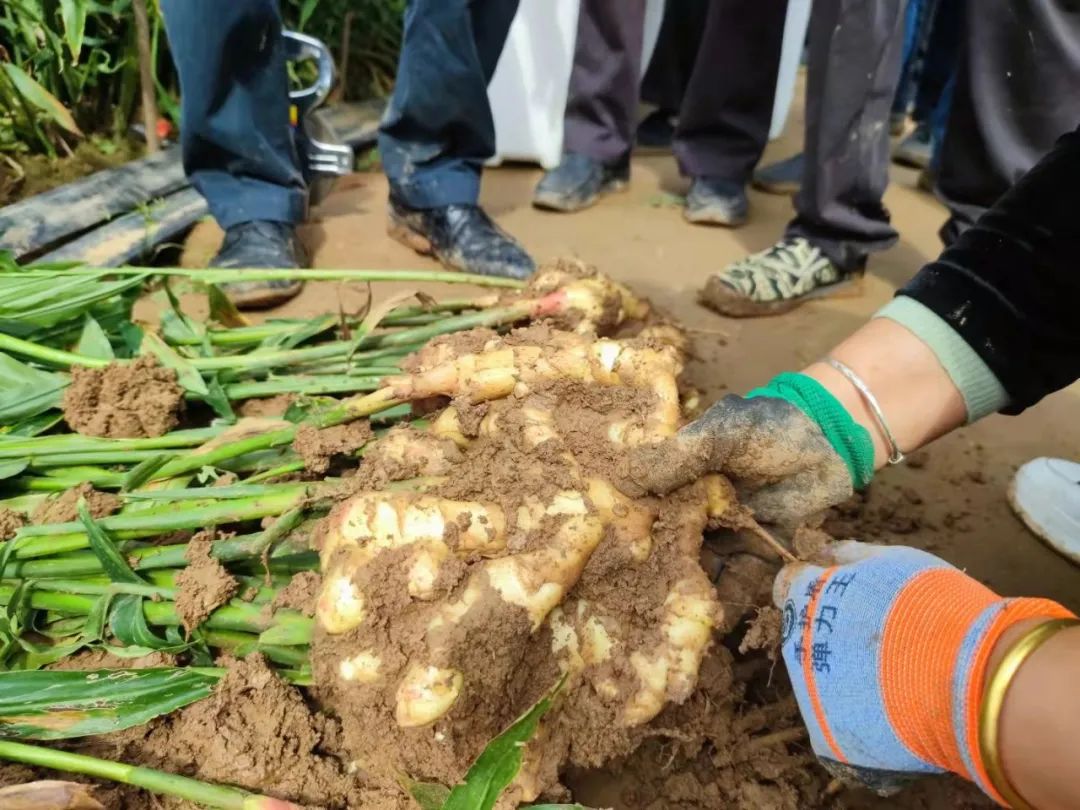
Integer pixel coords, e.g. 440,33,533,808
1008,458,1080,566
683,177,749,227
636,109,676,151
700,237,863,318
532,153,629,213
211,220,307,310
388,196,535,280
892,124,932,169
752,152,804,196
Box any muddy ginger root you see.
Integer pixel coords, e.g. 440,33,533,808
311,319,725,803
525,259,651,333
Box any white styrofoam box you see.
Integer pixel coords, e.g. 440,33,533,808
488,0,666,169
770,0,812,140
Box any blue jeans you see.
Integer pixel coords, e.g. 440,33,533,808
379,0,521,209
161,0,307,229
891,0,930,118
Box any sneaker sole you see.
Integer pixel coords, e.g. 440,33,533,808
683,206,749,228
225,281,304,311
751,178,801,196
1006,476,1080,567
532,178,628,213
891,151,931,171
634,142,673,155
698,273,865,318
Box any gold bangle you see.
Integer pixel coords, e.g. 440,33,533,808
978,618,1080,808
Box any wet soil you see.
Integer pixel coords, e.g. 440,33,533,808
293,421,374,475
31,482,121,525
63,356,184,439
270,571,322,618
0,508,26,540
0,139,141,207
174,531,240,634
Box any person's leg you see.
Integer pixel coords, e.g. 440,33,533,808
893,0,959,170
936,0,1080,245
674,0,788,227
379,0,519,210
639,0,709,148
910,0,959,126
561,0,647,166
786,0,907,270
701,0,908,318
160,0,307,307
890,0,927,127
533,0,645,212
379,0,532,279
161,0,305,229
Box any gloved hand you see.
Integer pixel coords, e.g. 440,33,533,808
622,373,873,525
773,540,1075,801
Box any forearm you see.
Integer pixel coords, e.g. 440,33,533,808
802,317,968,470
993,623,1080,810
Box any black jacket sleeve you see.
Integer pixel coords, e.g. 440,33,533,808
899,126,1080,414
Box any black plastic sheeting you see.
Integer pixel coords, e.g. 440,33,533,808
0,148,186,260
0,100,384,266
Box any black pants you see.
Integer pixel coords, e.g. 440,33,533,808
562,0,788,184
640,0,709,114
936,0,1080,244
785,0,908,272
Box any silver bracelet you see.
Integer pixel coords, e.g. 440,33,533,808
825,357,905,465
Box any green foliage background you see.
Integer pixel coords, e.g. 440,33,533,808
0,0,404,160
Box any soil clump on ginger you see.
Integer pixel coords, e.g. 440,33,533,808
293,421,374,474
269,571,322,617
0,508,26,540
174,531,239,634
63,356,184,438
238,393,296,419
31,482,121,525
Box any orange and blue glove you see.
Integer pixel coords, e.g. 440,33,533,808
773,541,1075,803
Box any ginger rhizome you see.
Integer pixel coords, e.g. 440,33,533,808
312,267,732,803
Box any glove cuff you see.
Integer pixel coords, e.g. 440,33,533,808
878,568,1075,802
746,372,875,489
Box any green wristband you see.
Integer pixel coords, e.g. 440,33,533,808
746,372,875,490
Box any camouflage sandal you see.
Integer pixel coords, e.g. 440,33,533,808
700,237,863,318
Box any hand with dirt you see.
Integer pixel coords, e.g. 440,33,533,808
622,373,873,526
772,540,1077,806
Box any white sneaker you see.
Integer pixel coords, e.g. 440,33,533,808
1008,458,1080,566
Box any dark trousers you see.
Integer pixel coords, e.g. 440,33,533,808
379,0,520,209
160,0,306,229
936,0,1080,243
786,0,908,272
891,0,937,119
640,0,709,114
562,0,788,183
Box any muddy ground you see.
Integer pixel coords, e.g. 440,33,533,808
145,99,1079,807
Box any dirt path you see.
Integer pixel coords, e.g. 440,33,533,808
178,108,1080,807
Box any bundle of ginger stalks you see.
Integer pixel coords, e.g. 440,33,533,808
0,258,763,810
